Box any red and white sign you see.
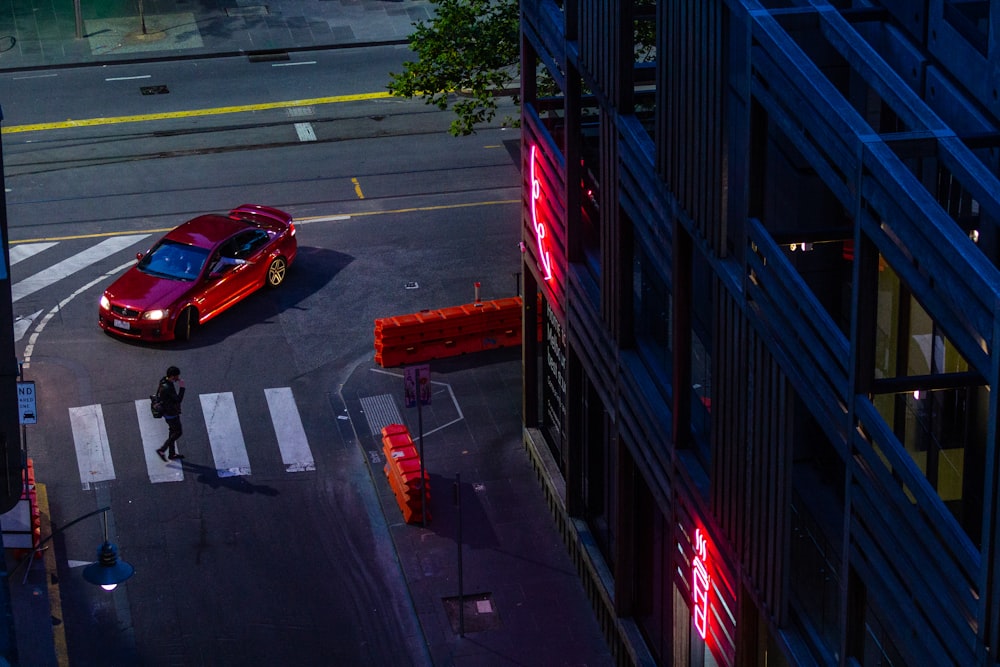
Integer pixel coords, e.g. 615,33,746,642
691,528,711,640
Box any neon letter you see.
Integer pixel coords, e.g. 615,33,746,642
529,144,553,281
692,528,711,640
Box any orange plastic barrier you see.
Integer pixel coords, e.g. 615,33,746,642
374,296,525,367
10,458,41,560
380,424,430,524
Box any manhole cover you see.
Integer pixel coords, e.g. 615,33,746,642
140,85,169,95
441,592,500,634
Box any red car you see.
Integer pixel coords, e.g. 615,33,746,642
99,204,298,342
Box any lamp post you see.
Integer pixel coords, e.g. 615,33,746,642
18,506,134,590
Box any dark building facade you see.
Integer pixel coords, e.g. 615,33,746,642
519,1,1000,665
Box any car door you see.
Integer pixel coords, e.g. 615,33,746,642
232,228,273,289
192,232,259,320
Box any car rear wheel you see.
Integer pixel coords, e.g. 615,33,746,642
175,307,196,342
266,257,288,288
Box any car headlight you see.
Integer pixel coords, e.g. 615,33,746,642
100,295,110,310
142,309,168,321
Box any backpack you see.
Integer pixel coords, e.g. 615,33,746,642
150,387,164,419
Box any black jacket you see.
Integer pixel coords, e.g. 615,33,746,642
157,377,185,417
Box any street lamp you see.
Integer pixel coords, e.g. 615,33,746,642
82,511,134,591
19,506,134,590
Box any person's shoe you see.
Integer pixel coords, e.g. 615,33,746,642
156,450,167,462
169,454,185,460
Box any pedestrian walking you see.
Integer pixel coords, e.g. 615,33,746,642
155,366,186,461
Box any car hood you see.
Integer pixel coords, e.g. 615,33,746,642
104,268,194,311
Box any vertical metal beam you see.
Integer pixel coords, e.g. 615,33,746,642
980,298,1000,657
0,105,21,515
0,104,20,665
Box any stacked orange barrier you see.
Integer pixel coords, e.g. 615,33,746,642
374,296,524,367
380,424,430,524
10,458,41,560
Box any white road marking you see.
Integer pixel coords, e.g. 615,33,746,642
200,392,251,477
11,234,148,303
68,404,116,489
106,75,151,81
135,399,184,483
294,122,316,142
21,258,136,370
13,309,42,342
273,61,316,67
10,242,57,265
359,393,402,437
265,387,314,472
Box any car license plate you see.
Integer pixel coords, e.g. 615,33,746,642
114,319,131,330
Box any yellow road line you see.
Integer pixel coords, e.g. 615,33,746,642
1,91,393,134
9,199,520,244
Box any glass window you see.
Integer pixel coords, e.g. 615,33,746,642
633,238,672,389
690,260,713,467
872,259,986,544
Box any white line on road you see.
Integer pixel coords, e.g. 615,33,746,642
21,258,136,370
13,309,42,343
294,122,316,142
265,387,314,472
135,399,184,483
69,404,116,489
10,242,57,265
201,392,251,477
106,75,152,81
272,61,316,67
11,234,148,303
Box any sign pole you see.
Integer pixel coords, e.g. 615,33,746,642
405,364,430,527
17,363,24,492
417,367,426,527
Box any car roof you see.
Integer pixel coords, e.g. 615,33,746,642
163,215,253,249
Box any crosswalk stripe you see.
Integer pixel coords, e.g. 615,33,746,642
67,388,311,487
10,242,58,265
135,399,184,483
68,404,116,489
201,392,251,478
265,387,314,472
11,234,149,303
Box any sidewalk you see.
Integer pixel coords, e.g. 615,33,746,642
343,351,613,666
0,0,432,71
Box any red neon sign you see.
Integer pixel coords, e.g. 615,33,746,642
691,528,711,640
529,144,553,281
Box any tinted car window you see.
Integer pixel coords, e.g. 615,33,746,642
138,241,210,281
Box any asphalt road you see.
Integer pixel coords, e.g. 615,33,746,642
2,45,522,666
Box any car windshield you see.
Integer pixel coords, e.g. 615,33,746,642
137,240,210,281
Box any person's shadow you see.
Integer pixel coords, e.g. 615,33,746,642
177,459,280,496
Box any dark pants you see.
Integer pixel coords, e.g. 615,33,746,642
159,416,183,456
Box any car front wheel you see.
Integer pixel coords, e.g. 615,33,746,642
175,307,196,342
266,257,288,288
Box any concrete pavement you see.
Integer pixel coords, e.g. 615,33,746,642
0,0,616,664
0,0,430,71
